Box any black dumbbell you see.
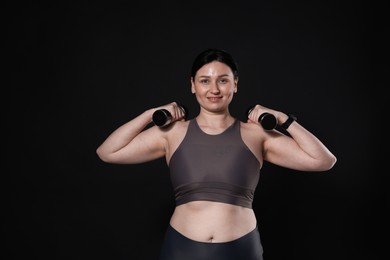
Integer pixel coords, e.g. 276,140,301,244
246,105,277,130
153,103,188,127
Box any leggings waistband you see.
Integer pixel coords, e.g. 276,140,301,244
168,224,259,244
159,224,264,260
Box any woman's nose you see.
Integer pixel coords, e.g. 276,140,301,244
210,82,220,93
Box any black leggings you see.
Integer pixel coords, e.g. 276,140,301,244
159,224,264,260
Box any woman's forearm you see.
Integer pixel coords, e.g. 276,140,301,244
276,112,337,170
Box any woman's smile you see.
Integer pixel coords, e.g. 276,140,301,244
207,96,222,102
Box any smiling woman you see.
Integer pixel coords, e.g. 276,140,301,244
191,60,237,115
96,48,337,260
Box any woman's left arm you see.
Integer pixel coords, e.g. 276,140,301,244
248,105,337,172
264,114,337,171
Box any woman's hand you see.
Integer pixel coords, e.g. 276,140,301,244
153,102,187,123
247,104,283,125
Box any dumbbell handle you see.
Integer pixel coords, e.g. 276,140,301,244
247,106,277,130
152,104,188,127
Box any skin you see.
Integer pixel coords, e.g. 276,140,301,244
96,61,337,243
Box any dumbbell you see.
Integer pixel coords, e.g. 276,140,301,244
246,105,277,130
152,103,188,127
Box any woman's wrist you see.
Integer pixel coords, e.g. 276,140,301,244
280,113,297,130
276,112,289,125
143,108,158,124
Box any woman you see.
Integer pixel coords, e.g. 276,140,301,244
96,48,337,260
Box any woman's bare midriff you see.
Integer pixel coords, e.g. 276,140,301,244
169,200,257,243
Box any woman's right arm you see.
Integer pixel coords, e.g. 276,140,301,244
96,102,185,164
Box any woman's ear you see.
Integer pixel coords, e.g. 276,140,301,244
191,78,196,94
234,78,238,93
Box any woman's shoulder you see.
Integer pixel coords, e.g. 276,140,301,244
239,119,263,132
238,119,271,143
161,119,190,136
174,119,191,130
239,119,283,140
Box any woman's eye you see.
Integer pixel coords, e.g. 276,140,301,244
200,79,209,84
219,79,228,84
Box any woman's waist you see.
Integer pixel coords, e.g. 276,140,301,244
169,200,257,243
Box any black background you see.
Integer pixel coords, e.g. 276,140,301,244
6,1,387,260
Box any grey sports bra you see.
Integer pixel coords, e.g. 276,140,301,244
169,119,261,209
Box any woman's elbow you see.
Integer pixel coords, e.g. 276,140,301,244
96,147,112,163
317,154,337,171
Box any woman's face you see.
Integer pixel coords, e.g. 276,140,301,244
191,61,238,113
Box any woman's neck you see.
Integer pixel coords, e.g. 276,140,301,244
195,111,235,132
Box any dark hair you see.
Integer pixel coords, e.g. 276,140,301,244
190,48,239,80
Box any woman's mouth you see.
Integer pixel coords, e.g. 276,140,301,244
207,97,222,102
